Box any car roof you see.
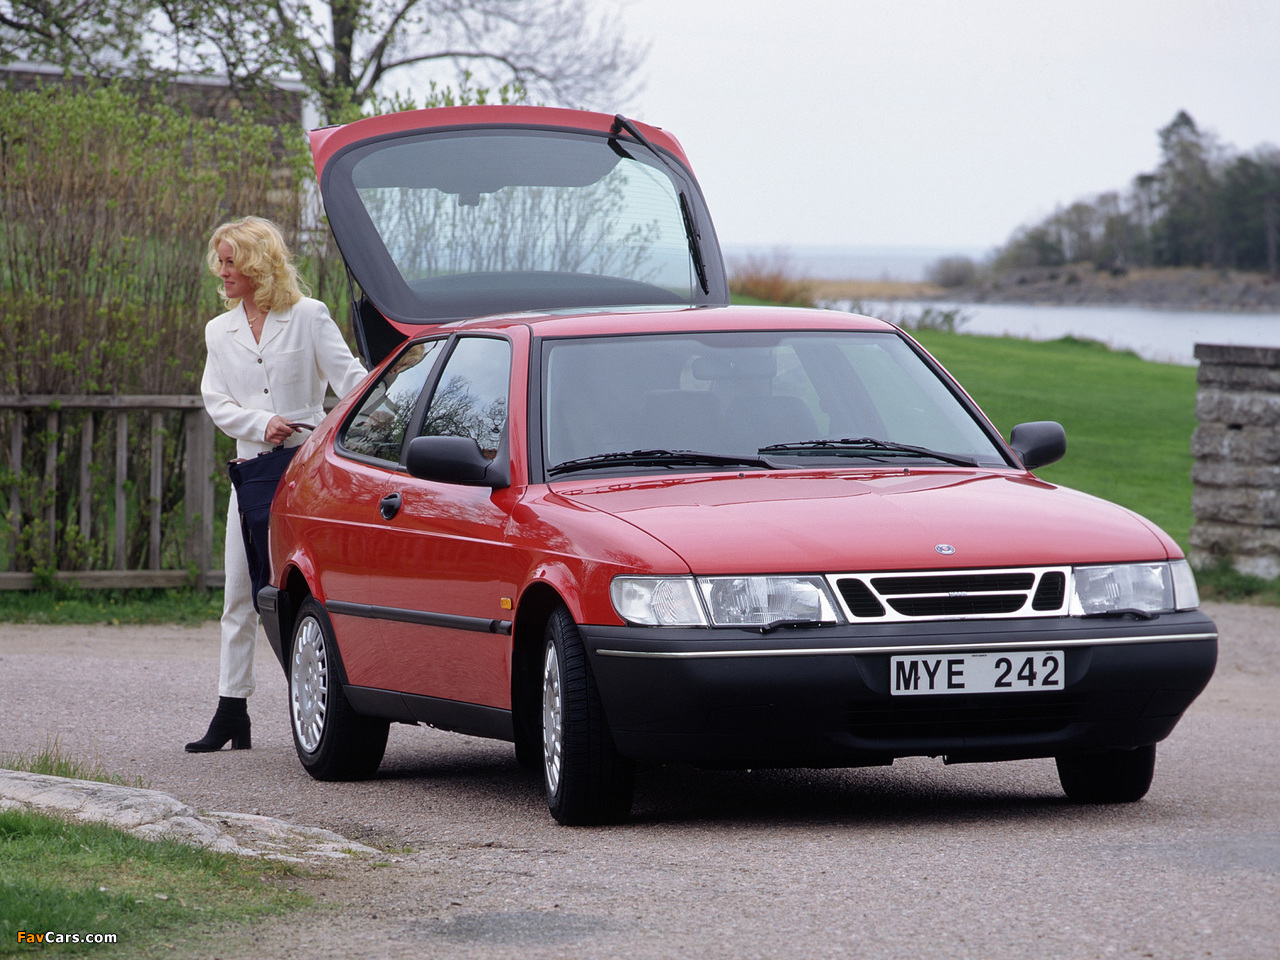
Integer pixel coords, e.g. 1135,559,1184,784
410,304,900,340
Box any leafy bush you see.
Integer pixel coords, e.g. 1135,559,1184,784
0,83,311,395
0,82,322,575
839,301,971,333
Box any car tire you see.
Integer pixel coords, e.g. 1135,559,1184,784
513,727,542,771
289,597,389,781
1056,744,1156,803
542,605,635,825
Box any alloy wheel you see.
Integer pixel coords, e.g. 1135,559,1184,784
542,641,564,796
291,615,329,754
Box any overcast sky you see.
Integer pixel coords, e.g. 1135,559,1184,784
614,0,1280,255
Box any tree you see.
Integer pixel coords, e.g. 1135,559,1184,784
992,111,1280,274
924,255,978,288
1,2,145,72
1218,148,1280,274
1149,110,1224,267
993,224,1065,270
0,0,646,122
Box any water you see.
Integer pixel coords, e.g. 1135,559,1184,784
721,244,988,282
830,300,1280,366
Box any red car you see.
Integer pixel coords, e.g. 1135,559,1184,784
259,106,1217,825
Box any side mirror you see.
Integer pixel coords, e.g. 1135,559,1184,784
405,435,509,488
1009,421,1066,471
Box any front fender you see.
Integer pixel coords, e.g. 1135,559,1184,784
261,552,326,673
524,560,592,625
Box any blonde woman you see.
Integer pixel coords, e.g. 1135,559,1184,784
187,216,366,753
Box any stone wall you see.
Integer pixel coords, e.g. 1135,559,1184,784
1190,343,1280,578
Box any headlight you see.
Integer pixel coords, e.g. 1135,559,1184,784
611,575,840,627
610,577,706,626
1071,561,1199,615
1169,559,1200,610
698,576,839,627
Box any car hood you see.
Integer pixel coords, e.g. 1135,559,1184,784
549,470,1177,573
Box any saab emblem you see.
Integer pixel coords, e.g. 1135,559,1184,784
935,544,956,556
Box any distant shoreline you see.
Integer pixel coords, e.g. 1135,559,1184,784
807,266,1280,312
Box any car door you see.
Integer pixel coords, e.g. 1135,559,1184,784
359,334,523,710
322,337,448,687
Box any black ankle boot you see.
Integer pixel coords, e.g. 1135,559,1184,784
185,697,252,752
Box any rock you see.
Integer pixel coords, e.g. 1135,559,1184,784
0,769,381,861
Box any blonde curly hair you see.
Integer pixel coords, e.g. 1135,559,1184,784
206,216,310,313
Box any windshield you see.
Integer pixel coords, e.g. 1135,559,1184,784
326,130,704,323
541,331,1009,476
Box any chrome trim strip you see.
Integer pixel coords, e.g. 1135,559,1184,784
327,599,512,636
596,631,1218,660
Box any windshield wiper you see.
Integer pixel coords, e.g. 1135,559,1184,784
548,449,778,477
610,115,709,295
759,437,980,467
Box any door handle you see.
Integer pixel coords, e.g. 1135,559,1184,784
379,491,402,520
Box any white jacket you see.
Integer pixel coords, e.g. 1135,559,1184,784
201,297,367,458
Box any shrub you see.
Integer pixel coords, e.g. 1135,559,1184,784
728,250,814,307
0,82,326,575
925,255,979,288
0,82,317,394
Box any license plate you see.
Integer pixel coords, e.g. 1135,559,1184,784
890,650,1065,696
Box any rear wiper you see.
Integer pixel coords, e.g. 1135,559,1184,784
678,193,709,295
548,449,778,477
610,115,709,295
759,437,980,467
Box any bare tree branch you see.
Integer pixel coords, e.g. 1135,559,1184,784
0,0,647,122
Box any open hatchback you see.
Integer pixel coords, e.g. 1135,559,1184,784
309,105,727,366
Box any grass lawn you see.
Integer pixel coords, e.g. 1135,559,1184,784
0,808,307,957
0,743,309,956
914,330,1198,551
0,589,224,625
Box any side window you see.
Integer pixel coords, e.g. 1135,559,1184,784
420,338,512,460
341,340,443,462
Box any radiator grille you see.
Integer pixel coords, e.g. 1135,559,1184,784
831,567,1071,622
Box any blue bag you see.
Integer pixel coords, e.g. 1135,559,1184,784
227,444,300,612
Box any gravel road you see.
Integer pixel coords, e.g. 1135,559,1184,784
1,600,1277,959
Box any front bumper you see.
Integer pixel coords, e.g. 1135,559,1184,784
582,611,1218,768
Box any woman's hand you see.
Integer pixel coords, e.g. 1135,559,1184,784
264,416,300,446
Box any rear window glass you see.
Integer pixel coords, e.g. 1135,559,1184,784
329,131,700,322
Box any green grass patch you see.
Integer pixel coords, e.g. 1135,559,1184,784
0,589,223,625
913,331,1198,551
0,808,306,957
729,292,779,306
1192,557,1280,604
0,739,142,789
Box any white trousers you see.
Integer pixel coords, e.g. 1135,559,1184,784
218,486,258,699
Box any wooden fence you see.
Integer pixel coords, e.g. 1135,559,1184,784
0,395,223,590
